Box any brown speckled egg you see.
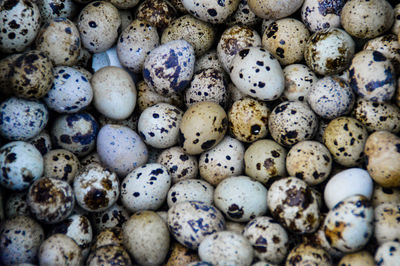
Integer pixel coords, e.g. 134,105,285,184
137,80,182,112
226,0,261,27
135,0,177,30
301,0,345,32
0,54,19,96
10,50,54,99
43,149,80,184
323,116,368,167
0,216,44,265
262,18,310,66
123,211,170,265
341,0,394,39
0,0,41,53
179,101,227,155
304,28,355,76
338,251,375,266
282,64,318,102
286,243,332,265
38,234,82,266
268,101,318,147
268,177,320,234
352,98,400,134
323,195,373,253
166,241,200,266
248,0,303,19
108,0,140,9
91,227,124,251
73,163,119,212
194,49,227,78
228,97,270,143
374,203,400,245
29,130,52,156
91,201,129,231
375,241,400,265
87,244,132,265
372,185,400,207
37,0,78,26
364,131,400,188
27,177,75,224
244,139,287,184
217,25,261,73
161,15,215,57
182,0,240,24
77,1,121,53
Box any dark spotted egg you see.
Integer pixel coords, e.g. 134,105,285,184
301,0,345,32
182,0,240,24
43,149,80,184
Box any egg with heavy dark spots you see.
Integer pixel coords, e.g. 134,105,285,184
91,201,130,231
36,0,78,26
87,244,132,265
301,0,345,32
135,0,177,30
43,149,80,184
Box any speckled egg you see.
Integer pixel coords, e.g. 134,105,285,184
91,227,124,250
244,139,287,184
36,18,81,66
0,141,43,190
135,0,177,29
0,54,18,96
44,66,93,113
119,9,134,31
307,76,355,119
37,0,77,25
268,177,320,233
228,97,270,143
243,216,289,264
323,116,368,167
120,163,170,212
0,215,44,265
123,211,170,265
29,129,52,155
51,112,98,157
0,0,41,53
349,50,396,103
10,50,54,99
77,1,121,53
182,0,240,24
91,201,129,231
5,192,30,218
143,40,195,96
87,244,132,266
137,81,182,112
301,0,345,32
268,101,318,147
167,201,225,249
217,25,261,73
179,101,227,155
38,234,82,266
324,168,373,209
194,49,227,78
226,0,261,27
282,64,318,101
73,163,119,212
375,241,400,265
323,195,374,253
43,149,79,184
138,103,183,149
262,18,310,66
338,251,375,265
304,28,355,75
167,179,214,207
374,203,400,244
372,185,400,207
285,243,332,265
157,146,198,184
364,131,400,188
341,0,394,39
199,136,244,186
248,0,303,19
286,140,332,186
352,98,400,133
198,231,253,266
166,241,200,266
108,0,140,9
97,112,139,132
214,176,268,222
117,19,159,73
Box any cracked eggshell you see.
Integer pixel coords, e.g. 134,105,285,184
43,149,80,184
301,0,345,32
282,64,318,102
374,203,400,245
247,0,303,19
182,0,240,24
167,179,214,207
38,234,83,266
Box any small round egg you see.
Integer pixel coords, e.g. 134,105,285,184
37,0,77,25
301,0,345,32
375,241,400,265
194,49,227,78
282,64,318,101
143,40,195,97
0,141,43,191
91,201,129,231
87,245,132,266
167,201,225,249
167,179,214,207
73,163,119,212
198,231,253,266
135,0,177,29
286,243,332,265
119,9,134,31
247,0,303,19
122,211,170,265
372,185,400,207
29,130,52,156
199,136,245,186
323,116,368,167
226,0,261,27
91,227,124,250
5,192,30,218
182,0,240,24
137,80,183,112
38,234,82,266
338,251,375,266
166,241,200,266
374,203,400,244
120,163,170,212
179,101,227,155
43,149,80,183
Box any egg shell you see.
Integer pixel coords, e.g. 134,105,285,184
301,0,345,32
285,243,332,265
167,179,214,207
37,0,78,25
199,136,245,186
0,54,19,96
167,201,225,249
372,185,400,207
194,49,227,78
119,9,134,31
338,251,375,266
247,0,303,19
123,211,170,265
5,192,30,218
224,221,245,234
87,244,132,266
243,216,289,263
0,216,44,265
374,203,400,245
97,112,139,132
38,234,82,266
375,241,400,265
324,168,373,209
226,0,261,27
282,64,318,101
166,241,200,266
182,0,240,24
179,101,227,155
0,0,41,53
43,149,80,183
393,4,400,35
117,19,159,73
137,80,183,112
121,163,170,212
109,0,140,9
0,141,43,191
91,227,124,251
268,177,320,234
29,130,52,155
198,231,254,266
323,195,374,253
73,163,119,212
77,1,121,53
135,0,177,29
91,201,129,231
143,40,195,96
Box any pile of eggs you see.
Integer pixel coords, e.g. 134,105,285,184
1,0,400,265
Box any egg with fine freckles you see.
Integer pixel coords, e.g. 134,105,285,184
38,234,82,266
374,203,400,245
